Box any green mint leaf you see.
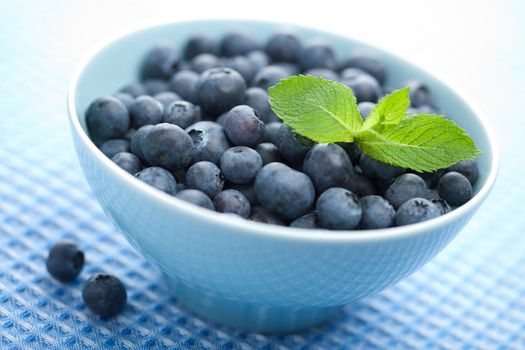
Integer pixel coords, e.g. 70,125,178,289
268,76,482,172
357,114,483,172
363,87,410,130
269,75,362,143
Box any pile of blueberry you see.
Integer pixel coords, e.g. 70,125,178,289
46,241,127,317
86,29,478,230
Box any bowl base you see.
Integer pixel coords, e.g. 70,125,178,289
163,274,343,334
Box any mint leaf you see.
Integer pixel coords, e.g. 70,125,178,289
269,75,362,143
268,75,482,172
358,114,482,172
363,87,410,130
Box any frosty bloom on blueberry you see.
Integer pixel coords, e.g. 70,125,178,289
85,28,482,230
82,274,127,317
46,240,85,282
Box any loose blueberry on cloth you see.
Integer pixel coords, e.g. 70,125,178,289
46,240,85,282
82,274,127,317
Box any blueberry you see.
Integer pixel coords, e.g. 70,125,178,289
340,70,382,103
224,105,265,147
119,83,147,98
395,198,441,226
338,53,387,86
123,130,141,145
414,169,446,188
246,50,270,72
251,65,290,91
274,124,315,163
190,53,221,74
244,87,279,123
272,62,300,75
111,152,142,174
175,189,215,210
172,168,187,184
304,68,339,81
141,44,179,80
184,33,218,60
255,162,315,220
99,139,130,158
213,189,251,218
263,122,283,143
406,80,432,107
169,70,200,104
186,121,231,164
249,206,285,225
345,173,377,197
142,123,193,170
431,197,452,215
416,105,438,114
448,160,478,185
220,146,262,184
385,173,428,209
298,40,336,71
316,187,362,230
407,105,437,115
143,79,169,96
130,124,154,162
86,96,130,143
373,177,395,196
199,109,217,121
339,68,367,80
224,56,256,83
154,91,181,109
357,102,376,120
265,31,302,63
359,195,395,229
303,144,354,193
256,143,283,165
163,100,201,129
359,154,405,180
46,240,84,282
82,274,126,317
220,31,258,57
178,61,191,71
338,142,362,163
124,128,136,141
186,161,224,198
135,167,177,195
197,68,247,115
406,107,419,115
427,188,440,200
438,172,473,206
226,182,259,207
216,112,227,126
289,212,320,229
129,96,164,128
113,92,134,110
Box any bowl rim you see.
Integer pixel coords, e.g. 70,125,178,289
67,19,499,244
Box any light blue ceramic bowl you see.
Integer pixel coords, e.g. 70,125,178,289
67,20,498,333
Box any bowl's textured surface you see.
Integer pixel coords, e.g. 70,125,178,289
68,20,497,332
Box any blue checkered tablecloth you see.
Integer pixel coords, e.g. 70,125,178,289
0,1,524,349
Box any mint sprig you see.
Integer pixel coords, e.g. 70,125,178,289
268,75,482,172
268,75,361,143
363,86,409,129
